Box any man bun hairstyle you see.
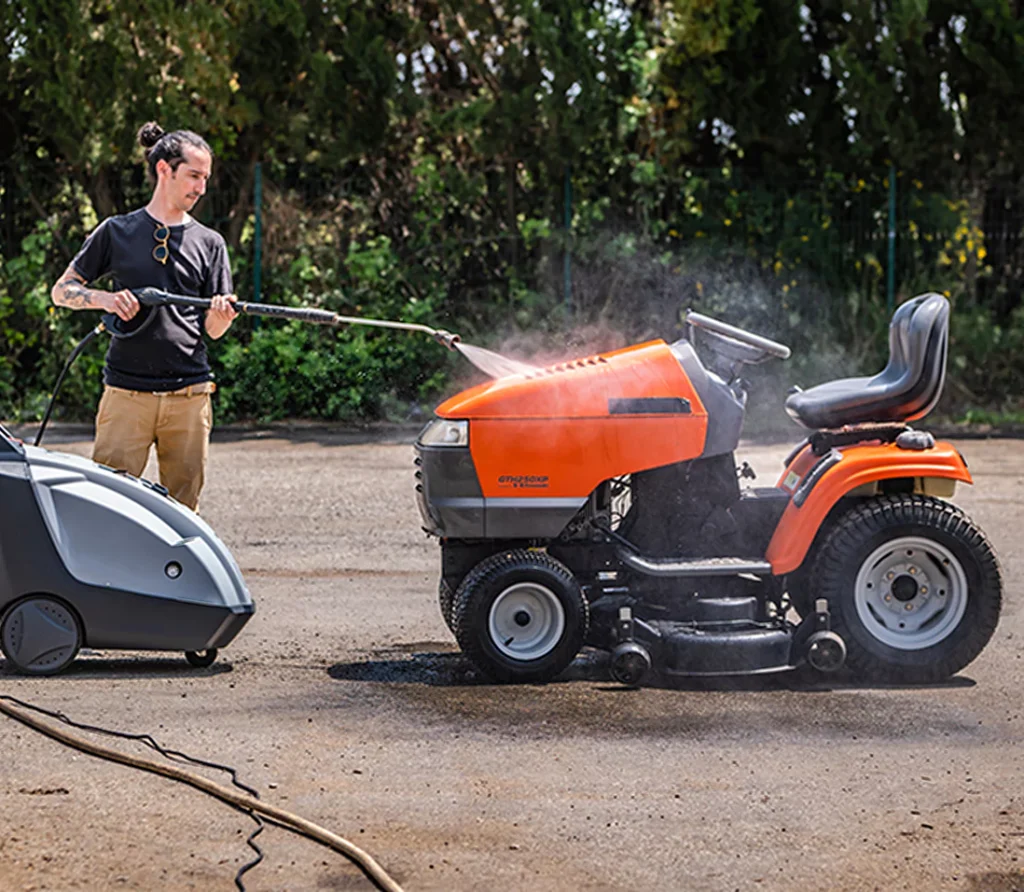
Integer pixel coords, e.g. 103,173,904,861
137,122,214,182
137,121,165,149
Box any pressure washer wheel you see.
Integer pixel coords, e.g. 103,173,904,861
813,495,1001,683
452,550,588,684
185,649,218,668
1,596,82,676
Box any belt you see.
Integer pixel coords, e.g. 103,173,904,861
107,381,216,397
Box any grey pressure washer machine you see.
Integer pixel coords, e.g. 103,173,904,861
0,287,462,676
0,422,253,674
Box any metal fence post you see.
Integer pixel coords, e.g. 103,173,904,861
253,161,263,306
563,164,572,318
887,163,896,313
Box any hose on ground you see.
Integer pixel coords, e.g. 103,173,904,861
1,693,265,888
0,696,404,892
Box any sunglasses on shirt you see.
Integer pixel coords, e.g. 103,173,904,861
153,224,170,265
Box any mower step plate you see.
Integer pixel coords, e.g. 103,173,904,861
651,621,793,675
619,551,771,578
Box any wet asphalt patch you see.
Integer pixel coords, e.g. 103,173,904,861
325,647,991,745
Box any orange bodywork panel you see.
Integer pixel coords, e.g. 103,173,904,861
436,341,709,499
766,440,973,575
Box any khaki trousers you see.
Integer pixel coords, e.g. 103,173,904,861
92,382,215,511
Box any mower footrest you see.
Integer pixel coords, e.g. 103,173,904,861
652,621,792,675
619,551,771,577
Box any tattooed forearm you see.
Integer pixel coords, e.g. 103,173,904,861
51,269,107,310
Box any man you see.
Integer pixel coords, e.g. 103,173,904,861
50,122,237,511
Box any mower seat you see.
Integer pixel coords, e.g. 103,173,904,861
785,293,949,430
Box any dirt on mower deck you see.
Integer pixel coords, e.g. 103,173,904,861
1,428,1023,892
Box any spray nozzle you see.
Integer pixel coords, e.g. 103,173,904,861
432,329,461,351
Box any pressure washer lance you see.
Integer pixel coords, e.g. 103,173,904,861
132,287,462,350
33,287,461,447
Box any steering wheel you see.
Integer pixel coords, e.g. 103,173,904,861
685,310,791,363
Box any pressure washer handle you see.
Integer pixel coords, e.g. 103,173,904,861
133,288,339,325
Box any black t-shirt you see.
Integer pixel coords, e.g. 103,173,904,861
72,208,233,391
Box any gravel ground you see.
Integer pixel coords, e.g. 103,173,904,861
1,426,1022,892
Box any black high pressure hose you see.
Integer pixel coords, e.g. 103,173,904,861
34,322,106,446
33,288,460,447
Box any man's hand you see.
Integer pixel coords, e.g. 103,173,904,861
209,293,238,321
51,265,140,319
205,293,238,339
101,289,140,322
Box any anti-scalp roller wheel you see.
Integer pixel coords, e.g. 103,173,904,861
610,641,652,687
1,596,83,676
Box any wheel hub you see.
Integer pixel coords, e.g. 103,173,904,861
855,536,967,650
488,582,566,661
890,573,919,602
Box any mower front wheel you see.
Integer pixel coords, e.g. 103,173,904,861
452,550,588,684
438,578,456,632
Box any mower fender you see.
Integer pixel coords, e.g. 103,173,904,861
765,441,972,575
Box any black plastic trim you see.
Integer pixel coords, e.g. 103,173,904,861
793,449,843,508
608,397,691,415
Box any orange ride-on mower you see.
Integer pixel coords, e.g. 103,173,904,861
414,293,1002,686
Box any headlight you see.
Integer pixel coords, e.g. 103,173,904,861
418,418,469,447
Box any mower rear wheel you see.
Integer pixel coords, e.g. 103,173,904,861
812,495,1001,683
452,550,588,684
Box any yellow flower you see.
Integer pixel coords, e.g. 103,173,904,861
773,260,783,274
978,247,987,261
782,284,790,293
669,229,679,237
724,218,732,226
800,235,809,242
696,282,704,294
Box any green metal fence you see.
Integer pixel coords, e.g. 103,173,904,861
3,157,1023,321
